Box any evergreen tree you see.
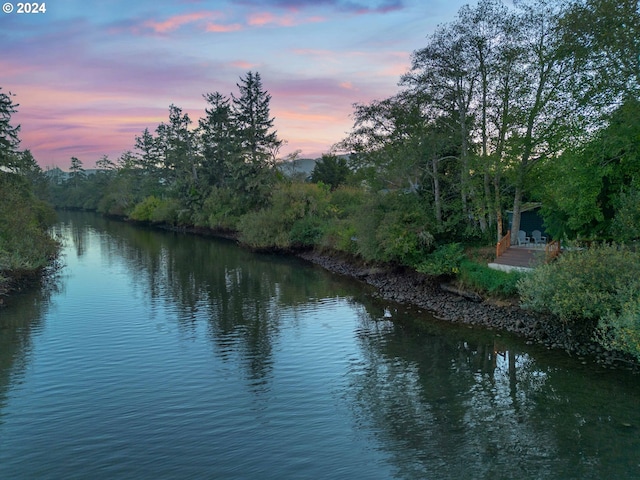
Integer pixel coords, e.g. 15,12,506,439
232,71,282,167
310,154,350,190
155,104,198,201
0,88,21,170
69,156,85,187
134,128,162,175
199,91,238,188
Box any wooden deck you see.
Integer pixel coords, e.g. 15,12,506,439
488,245,547,272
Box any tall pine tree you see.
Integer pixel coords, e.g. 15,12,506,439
232,71,282,167
199,91,237,188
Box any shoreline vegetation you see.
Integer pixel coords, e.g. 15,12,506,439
0,173,60,303
154,218,639,372
2,1,640,369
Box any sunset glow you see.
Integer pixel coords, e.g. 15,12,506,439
2,0,472,168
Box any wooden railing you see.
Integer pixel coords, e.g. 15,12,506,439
496,230,511,259
545,239,561,262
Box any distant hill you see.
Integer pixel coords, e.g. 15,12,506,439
277,157,319,178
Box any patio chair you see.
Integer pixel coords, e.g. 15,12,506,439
531,230,547,245
517,230,530,246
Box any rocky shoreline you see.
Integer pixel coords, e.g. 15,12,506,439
140,221,639,371
297,249,638,372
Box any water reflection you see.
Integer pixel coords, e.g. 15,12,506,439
74,211,640,478
345,308,640,479
0,278,58,422
1,212,639,479
59,212,361,389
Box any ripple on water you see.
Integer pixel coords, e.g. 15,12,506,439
3,214,640,480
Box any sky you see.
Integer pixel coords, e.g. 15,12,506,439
2,0,476,169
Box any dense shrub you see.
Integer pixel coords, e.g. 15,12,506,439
415,243,465,276
128,196,182,225
596,297,640,363
0,174,59,276
238,208,291,248
611,189,640,242
238,183,331,249
289,217,325,247
200,187,247,231
152,198,181,225
352,192,434,265
329,186,368,219
518,244,640,321
319,219,358,253
518,244,640,361
129,196,162,222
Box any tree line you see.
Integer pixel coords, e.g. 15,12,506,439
0,88,58,295
49,71,283,223
339,0,639,243
44,1,639,247
3,0,640,359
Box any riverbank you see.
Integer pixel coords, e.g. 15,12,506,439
296,249,638,371
92,216,640,371
0,174,61,307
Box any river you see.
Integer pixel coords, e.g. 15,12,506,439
0,212,639,479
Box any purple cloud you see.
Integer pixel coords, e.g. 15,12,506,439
234,0,404,14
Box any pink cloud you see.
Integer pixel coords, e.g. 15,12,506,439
142,11,215,33
231,61,256,69
205,22,244,33
248,12,290,26
0,61,38,78
247,11,325,27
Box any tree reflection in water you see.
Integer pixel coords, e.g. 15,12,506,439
0,274,59,422
345,305,640,479
6,211,636,480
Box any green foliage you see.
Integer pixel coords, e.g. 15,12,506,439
316,186,368,253
539,98,640,240
310,154,351,190
518,244,640,323
128,196,181,225
238,208,291,249
289,217,325,247
96,174,136,217
129,196,163,222
352,192,434,265
0,88,21,168
596,297,640,363
151,198,181,225
416,243,464,276
611,189,640,242
237,182,331,249
0,173,58,275
329,185,368,218
319,219,358,253
232,71,282,166
457,260,523,297
200,187,245,231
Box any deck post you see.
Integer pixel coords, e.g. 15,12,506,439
496,230,511,259
545,240,561,262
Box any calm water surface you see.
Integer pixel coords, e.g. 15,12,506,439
1,212,639,479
